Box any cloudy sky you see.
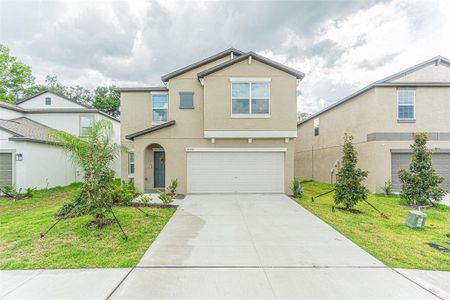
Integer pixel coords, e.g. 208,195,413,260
1,0,449,114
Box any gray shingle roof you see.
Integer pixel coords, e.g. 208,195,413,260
161,48,245,82
0,117,55,143
125,120,176,140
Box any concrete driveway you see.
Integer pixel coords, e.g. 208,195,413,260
111,194,441,299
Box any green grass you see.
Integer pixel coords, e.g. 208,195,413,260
295,180,450,271
0,184,176,270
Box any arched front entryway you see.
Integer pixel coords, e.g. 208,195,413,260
144,143,165,192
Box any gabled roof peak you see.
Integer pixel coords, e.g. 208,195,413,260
161,48,244,82
197,51,305,80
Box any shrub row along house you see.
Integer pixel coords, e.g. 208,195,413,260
295,56,450,193
0,91,120,190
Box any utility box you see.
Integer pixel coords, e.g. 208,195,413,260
405,210,427,228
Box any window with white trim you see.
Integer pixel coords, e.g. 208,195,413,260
231,82,270,116
45,97,51,105
128,152,135,176
313,118,319,136
80,115,94,136
152,93,168,123
397,89,415,120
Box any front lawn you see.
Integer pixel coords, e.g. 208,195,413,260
0,184,176,270
295,180,450,271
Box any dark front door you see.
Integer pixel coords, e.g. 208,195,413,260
154,151,165,188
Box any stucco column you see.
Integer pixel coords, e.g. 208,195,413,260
134,142,146,193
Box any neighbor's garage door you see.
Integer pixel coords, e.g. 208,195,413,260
391,152,450,192
187,151,284,193
0,153,13,186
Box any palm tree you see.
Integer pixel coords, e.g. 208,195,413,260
51,119,122,222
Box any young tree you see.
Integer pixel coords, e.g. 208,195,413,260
398,132,445,205
0,43,35,103
51,119,122,222
334,134,369,209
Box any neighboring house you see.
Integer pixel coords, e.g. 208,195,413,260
118,48,304,194
0,90,121,190
295,56,450,193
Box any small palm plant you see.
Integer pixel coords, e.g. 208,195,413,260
51,119,123,224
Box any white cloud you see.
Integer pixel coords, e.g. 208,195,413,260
0,0,449,112
294,0,450,114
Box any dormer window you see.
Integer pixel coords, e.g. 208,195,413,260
45,97,51,105
231,79,270,118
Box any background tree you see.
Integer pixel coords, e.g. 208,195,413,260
66,85,93,107
0,43,35,103
92,86,120,117
1,42,121,117
398,132,445,206
334,133,369,209
51,119,122,223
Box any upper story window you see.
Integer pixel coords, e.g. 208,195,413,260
80,115,95,136
128,152,135,177
152,93,168,123
45,97,51,105
397,89,415,120
313,118,319,136
231,80,270,117
179,92,194,109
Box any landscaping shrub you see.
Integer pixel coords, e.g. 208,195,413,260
1,185,36,200
381,179,393,196
291,179,304,198
167,178,178,196
111,179,139,206
398,132,446,206
334,133,369,209
158,191,173,206
140,194,152,206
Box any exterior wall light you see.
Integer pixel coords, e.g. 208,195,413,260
16,154,23,161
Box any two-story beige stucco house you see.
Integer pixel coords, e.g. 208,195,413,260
118,48,304,194
295,56,450,193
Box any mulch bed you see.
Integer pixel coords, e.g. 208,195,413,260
335,207,363,214
84,219,116,229
130,203,177,209
403,204,433,210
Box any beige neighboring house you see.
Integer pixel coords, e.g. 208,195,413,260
0,90,121,190
295,56,450,193
118,48,304,194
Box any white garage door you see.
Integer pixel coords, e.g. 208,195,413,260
187,151,284,193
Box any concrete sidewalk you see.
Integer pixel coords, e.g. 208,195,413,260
0,268,131,300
